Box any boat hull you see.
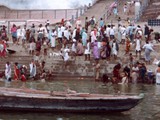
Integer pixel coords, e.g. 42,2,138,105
0,95,142,112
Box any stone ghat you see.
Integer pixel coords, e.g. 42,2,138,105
140,0,160,22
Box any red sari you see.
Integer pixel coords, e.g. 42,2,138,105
1,41,7,57
125,39,130,54
21,74,26,82
14,65,20,80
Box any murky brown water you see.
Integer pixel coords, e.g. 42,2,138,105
0,80,160,120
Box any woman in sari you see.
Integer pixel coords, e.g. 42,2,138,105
11,24,17,44
92,40,100,60
76,40,84,56
125,36,130,55
2,40,7,57
14,62,20,80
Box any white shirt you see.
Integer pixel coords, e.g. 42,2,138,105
61,26,65,33
72,29,76,39
38,27,44,34
57,27,62,38
105,27,111,37
135,39,141,51
64,29,70,40
143,44,154,51
17,28,23,37
63,48,70,61
90,31,97,43
109,28,115,35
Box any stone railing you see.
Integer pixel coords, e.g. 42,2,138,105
98,0,119,23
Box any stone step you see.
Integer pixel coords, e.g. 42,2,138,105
143,11,160,16
145,7,160,12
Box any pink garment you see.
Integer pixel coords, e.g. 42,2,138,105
77,42,84,55
11,27,17,33
92,41,100,59
1,41,7,57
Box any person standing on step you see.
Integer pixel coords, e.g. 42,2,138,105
76,18,82,29
138,63,147,83
76,40,84,56
142,41,154,64
123,3,127,15
90,27,97,43
155,63,160,85
111,40,119,59
105,25,111,41
135,34,142,58
125,36,131,55
5,62,11,81
50,29,57,50
0,40,7,58
99,18,104,28
109,25,115,40
82,28,88,47
14,62,20,81
62,46,70,69
29,60,37,79
11,24,17,45
29,39,36,56
92,40,100,60
95,60,100,81
57,25,62,44
37,24,44,41
120,26,126,44
85,17,89,32
30,24,35,41
90,16,96,29
71,39,77,60
131,63,139,83
84,39,91,61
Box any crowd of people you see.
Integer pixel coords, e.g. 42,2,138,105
0,1,160,86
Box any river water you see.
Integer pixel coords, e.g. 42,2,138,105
0,80,160,120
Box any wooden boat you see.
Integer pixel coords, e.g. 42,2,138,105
0,87,144,113
7,49,16,54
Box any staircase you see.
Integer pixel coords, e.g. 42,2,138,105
140,0,160,22
105,0,135,24
0,0,133,81
74,0,115,27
